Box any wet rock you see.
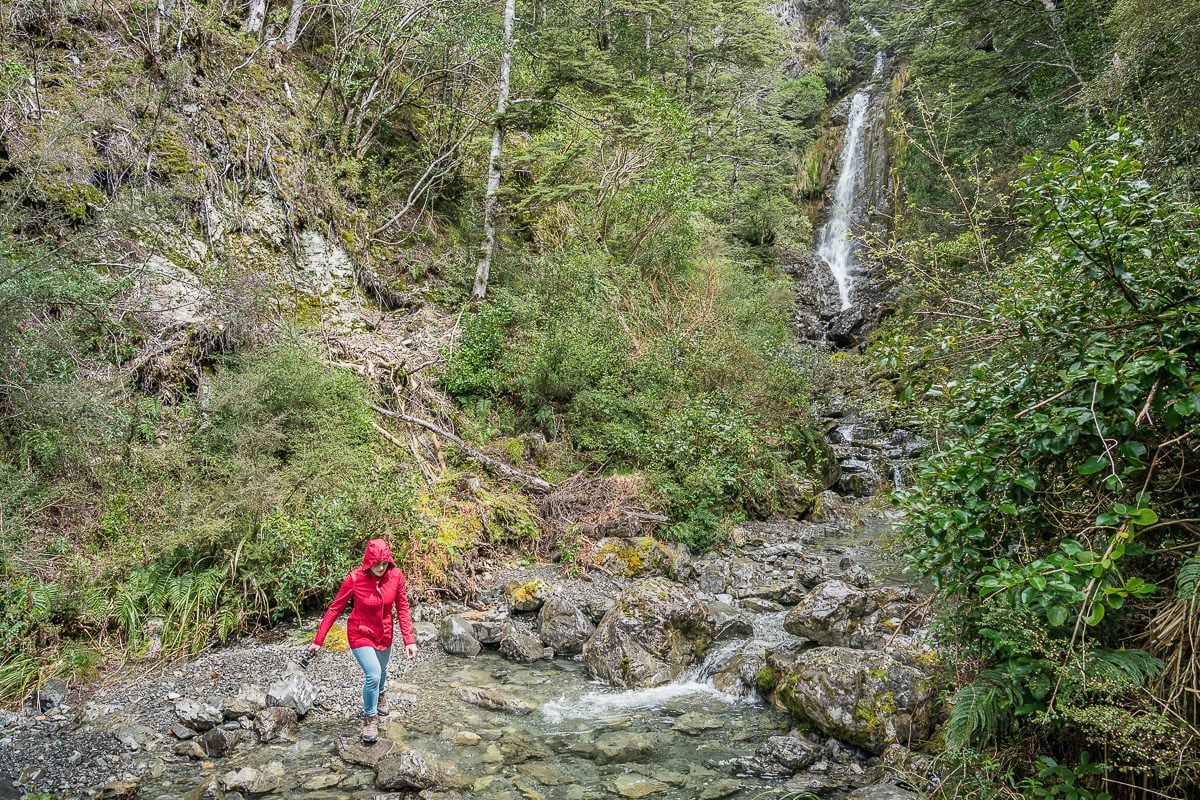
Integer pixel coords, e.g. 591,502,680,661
338,736,397,767
175,698,224,731
254,707,299,743
375,748,437,790
672,712,723,735
300,772,343,790
735,734,821,776
453,685,535,715
266,664,318,716
467,612,509,646
505,579,551,612
613,773,667,798
845,783,920,800
202,726,255,758
770,647,935,754
706,601,754,642
583,578,716,688
784,580,873,647
24,680,68,714
592,731,659,764
498,727,552,764
173,740,207,759
699,779,745,799
439,615,483,657
221,761,285,795
223,684,266,718
451,731,481,746
499,622,549,663
183,778,221,800
537,595,594,654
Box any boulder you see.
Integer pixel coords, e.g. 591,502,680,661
24,679,68,714
784,580,873,647
255,706,299,743
537,595,594,655
466,612,509,646
375,748,437,790
734,734,820,777
583,578,716,688
438,615,482,657
505,579,551,612
223,684,267,718
266,664,318,716
771,647,935,754
221,761,286,795
595,538,691,581
498,622,549,663
414,621,439,646
453,685,535,715
175,698,224,731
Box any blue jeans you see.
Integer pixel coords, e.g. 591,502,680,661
351,645,392,717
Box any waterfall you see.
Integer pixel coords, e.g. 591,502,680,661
816,38,886,311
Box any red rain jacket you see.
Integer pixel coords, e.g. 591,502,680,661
314,539,416,651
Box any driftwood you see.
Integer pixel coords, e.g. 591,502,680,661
538,474,667,537
371,405,553,493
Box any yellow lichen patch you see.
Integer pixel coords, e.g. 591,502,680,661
506,579,548,605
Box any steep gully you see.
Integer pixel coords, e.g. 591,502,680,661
0,31,928,800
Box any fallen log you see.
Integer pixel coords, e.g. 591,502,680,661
371,405,553,493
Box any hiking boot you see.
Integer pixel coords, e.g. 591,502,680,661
377,691,389,716
361,714,379,743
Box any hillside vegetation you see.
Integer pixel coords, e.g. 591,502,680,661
0,0,851,701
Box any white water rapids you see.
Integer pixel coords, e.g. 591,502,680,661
816,43,886,310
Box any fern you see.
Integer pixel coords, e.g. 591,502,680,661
1177,556,1200,603
1079,647,1163,688
946,672,1020,749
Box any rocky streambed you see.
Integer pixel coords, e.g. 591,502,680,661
0,417,935,800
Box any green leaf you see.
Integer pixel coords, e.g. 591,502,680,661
1085,604,1105,626
1047,605,1068,626
1076,455,1107,475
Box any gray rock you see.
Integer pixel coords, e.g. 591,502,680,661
223,684,266,718
221,761,285,795
170,722,196,740
173,740,207,760
504,579,551,612
706,601,754,642
201,726,254,758
735,734,820,776
582,578,716,688
375,748,437,790
470,615,508,646
784,580,873,647
338,736,397,767
112,723,160,752
699,779,745,799
612,773,667,798
592,731,658,764
453,685,535,715
414,621,439,646
266,664,318,716
498,622,549,663
254,707,299,743
439,615,482,657
175,698,224,731
770,647,935,754
537,595,595,655
582,594,615,623
25,680,68,713
844,783,920,800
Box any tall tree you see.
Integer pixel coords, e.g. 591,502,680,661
471,0,517,302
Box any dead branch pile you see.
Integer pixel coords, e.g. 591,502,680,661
538,474,668,538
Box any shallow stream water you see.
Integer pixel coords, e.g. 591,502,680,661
139,650,793,800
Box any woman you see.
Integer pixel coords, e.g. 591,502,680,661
308,538,417,743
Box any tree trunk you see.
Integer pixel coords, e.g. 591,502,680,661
282,0,305,47
245,0,267,34
471,0,516,303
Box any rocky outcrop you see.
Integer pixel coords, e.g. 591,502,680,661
375,748,437,790
174,699,223,731
265,665,318,716
769,647,935,754
583,578,716,688
498,622,549,662
734,734,821,777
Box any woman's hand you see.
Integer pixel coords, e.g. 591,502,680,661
404,643,417,660
307,643,321,654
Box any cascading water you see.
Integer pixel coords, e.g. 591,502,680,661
816,39,886,311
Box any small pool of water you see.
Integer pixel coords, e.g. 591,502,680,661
141,651,794,799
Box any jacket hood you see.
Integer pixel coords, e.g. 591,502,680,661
361,538,396,572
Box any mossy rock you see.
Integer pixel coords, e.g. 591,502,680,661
505,579,551,612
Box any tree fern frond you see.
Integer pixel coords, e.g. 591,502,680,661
946,679,1012,750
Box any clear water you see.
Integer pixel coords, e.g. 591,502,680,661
140,650,793,799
